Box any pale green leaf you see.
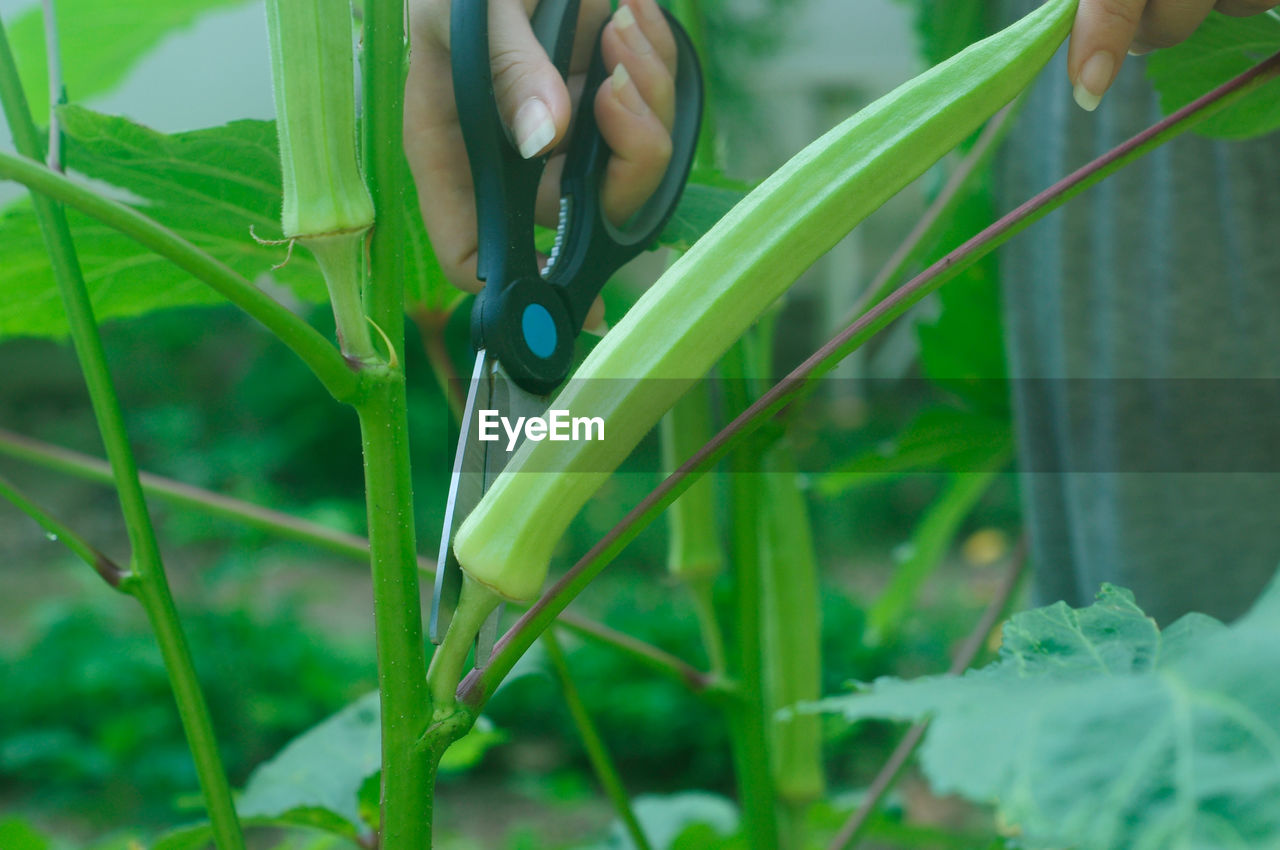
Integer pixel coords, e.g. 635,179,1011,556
0,107,325,340
6,0,251,121
238,691,380,837
1147,11,1280,139
811,576,1280,850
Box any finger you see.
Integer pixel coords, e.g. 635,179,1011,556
621,0,677,76
601,3,677,130
1069,0,1146,111
405,0,482,291
582,296,608,337
1132,0,1217,49
1215,0,1280,15
490,0,576,159
595,63,673,226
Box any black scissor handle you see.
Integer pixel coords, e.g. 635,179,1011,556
451,0,703,395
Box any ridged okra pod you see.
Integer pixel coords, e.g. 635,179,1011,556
759,445,825,807
265,0,377,361
661,379,725,583
454,0,1077,602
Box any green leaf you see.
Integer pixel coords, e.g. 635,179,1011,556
1147,11,1280,139
152,817,361,850
657,170,751,252
817,407,1012,496
0,817,50,850
810,574,1280,850
0,107,326,340
865,459,1009,643
236,690,506,841
894,0,993,66
403,170,463,317
6,0,250,121
605,792,740,850
238,691,380,839
913,171,1009,414
437,715,509,774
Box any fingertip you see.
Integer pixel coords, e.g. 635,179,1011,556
513,97,557,159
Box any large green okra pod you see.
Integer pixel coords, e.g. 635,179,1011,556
454,0,1077,602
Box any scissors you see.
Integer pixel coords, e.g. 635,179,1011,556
431,0,704,657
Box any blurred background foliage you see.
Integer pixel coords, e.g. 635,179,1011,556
0,0,1027,846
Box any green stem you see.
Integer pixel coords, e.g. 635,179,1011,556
361,0,408,351
0,426,718,692
543,629,654,850
836,97,1019,330
426,575,500,717
0,151,361,402
0,472,128,588
0,18,244,850
355,376,432,850
0,426,402,563
826,540,1028,850
721,341,780,850
458,49,1280,713
308,232,378,363
686,578,727,676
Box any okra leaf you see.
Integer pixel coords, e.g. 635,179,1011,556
809,572,1280,850
4,0,250,121
658,170,751,252
0,817,50,850
1146,11,1280,139
237,690,507,841
895,0,993,66
237,691,380,839
0,107,326,340
817,407,1012,495
596,792,739,850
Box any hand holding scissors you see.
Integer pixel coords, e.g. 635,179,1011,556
422,0,702,661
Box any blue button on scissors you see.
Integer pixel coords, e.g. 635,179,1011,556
431,0,704,657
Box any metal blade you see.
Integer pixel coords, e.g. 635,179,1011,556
430,351,491,644
472,360,549,664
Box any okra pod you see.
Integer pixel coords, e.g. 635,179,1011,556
454,0,1077,602
264,0,376,360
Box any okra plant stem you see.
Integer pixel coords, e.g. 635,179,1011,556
825,541,1029,850
462,45,1280,720
720,341,781,849
0,426,719,694
355,377,433,849
544,630,655,850
0,18,245,850
0,473,127,588
353,0,439,841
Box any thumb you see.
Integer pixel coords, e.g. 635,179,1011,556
490,0,572,159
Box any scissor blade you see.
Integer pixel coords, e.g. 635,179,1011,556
431,351,491,644
472,361,549,664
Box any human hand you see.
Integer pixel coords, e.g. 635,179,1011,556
1069,0,1280,110
404,0,678,318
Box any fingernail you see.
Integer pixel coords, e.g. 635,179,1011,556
612,3,652,54
1128,43,1153,57
614,3,636,29
610,62,647,115
583,317,610,337
1073,52,1115,112
513,98,555,159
